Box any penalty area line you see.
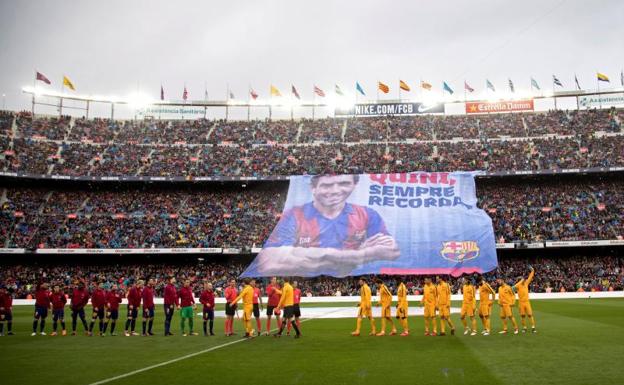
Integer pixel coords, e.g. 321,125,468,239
87,309,343,385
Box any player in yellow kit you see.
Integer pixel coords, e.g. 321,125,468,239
478,275,496,336
375,278,396,336
421,277,437,336
514,266,537,333
436,276,455,336
229,278,255,337
460,277,477,336
275,277,301,338
396,280,409,336
497,278,519,334
352,278,376,336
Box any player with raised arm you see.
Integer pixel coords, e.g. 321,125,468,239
477,276,496,335
103,284,122,336
396,280,409,336
124,280,143,337
421,277,437,336
70,280,89,336
351,277,376,336
224,279,238,337
375,278,397,336
142,278,155,336
0,286,14,336
163,276,178,336
265,277,282,335
230,278,255,338
50,284,67,336
515,266,537,333
460,277,477,336
32,282,51,336
251,279,263,334
436,276,455,336
497,278,519,335
178,279,197,336
89,281,106,336
199,281,215,336
274,277,301,338
287,280,302,336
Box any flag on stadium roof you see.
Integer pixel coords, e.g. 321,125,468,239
62,75,75,91
314,85,325,97
531,77,540,90
552,75,563,87
399,80,410,92
378,81,389,94
250,88,258,100
335,84,344,96
229,91,235,99
486,79,495,92
291,85,300,99
183,85,188,101
508,78,515,93
621,69,624,86
270,85,281,97
464,81,474,93
160,85,164,100
574,74,581,90
597,72,610,82
420,81,432,90
36,71,51,84
356,82,365,96
443,82,453,94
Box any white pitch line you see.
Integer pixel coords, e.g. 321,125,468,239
87,308,344,385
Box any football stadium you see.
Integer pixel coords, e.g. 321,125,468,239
1,1,624,384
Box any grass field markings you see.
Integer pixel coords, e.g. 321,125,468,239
87,307,345,385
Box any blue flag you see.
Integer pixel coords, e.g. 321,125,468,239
443,82,454,94
531,77,540,90
241,172,498,278
553,75,563,87
356,82,366,96
486,79,495,92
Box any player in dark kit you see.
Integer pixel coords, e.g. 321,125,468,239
199,281,215,336
163,276,178,336
251,279,263,333
265,277,282,335
0,285,14,336
50,285,67,336
125,280,143,336
89,282,107,336
103,284,122,336
32,282,51,336
70,280,90,335
142,278,156,336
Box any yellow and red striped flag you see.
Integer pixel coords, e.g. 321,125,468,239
63,75,75,91
399,80,410,91
270,85,281,97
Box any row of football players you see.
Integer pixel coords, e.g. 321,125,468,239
0,276,301,337
353,267,537,336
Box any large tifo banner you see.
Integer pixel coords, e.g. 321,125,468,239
241,172,497,278
335,102,444,117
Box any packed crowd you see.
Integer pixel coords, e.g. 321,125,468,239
1,255,621,299
0,108,622,177
0,176,621,249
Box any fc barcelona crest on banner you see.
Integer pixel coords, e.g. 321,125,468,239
440,241,479,262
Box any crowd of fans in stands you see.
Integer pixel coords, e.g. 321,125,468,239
0,108,622,177
1,255,622,299
1,176,621,249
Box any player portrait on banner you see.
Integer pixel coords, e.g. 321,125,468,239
252,174,401,277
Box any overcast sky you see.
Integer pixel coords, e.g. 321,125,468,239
0,0,622,118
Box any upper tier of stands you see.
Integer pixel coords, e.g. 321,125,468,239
0,108,622,177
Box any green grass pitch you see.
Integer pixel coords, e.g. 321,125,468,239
1,298,623,385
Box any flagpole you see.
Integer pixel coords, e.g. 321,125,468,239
596,71,602,109
312,85,316,120
552,77,557,110
247,84,251,121
398,79,401,102
463,80,466,103
376,80,379,102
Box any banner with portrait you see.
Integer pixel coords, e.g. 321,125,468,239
241,172,497,278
